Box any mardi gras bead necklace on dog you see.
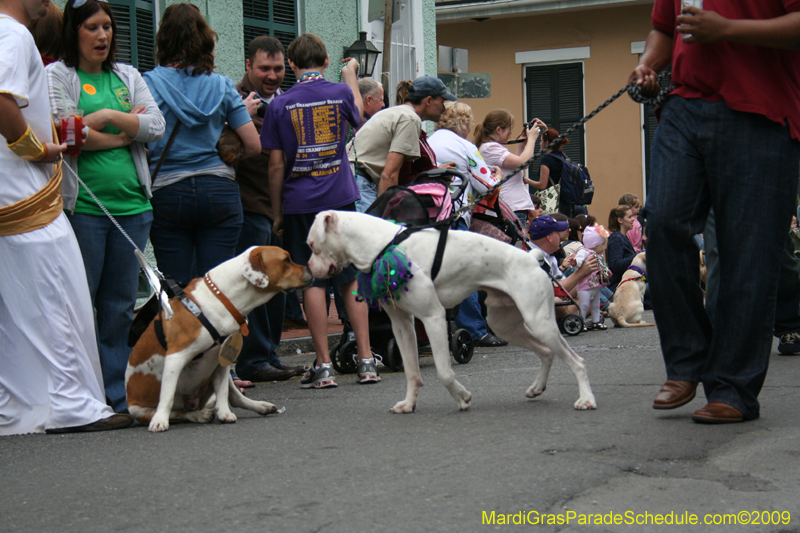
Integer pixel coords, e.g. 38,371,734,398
355,245,414,309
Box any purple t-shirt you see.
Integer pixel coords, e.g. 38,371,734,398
261,79,360,214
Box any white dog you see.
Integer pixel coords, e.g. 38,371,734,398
307,211,596,413
125,246,313,432
607,252,654,327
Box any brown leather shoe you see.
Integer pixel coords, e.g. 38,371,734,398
653,380,697,410
275,362,306,374
46,413,134,434
249,364,296,382
692,402,745,424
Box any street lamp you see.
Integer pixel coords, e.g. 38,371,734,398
344,31,381,78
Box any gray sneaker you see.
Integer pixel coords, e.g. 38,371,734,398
356,356,381,384
300,363,338,389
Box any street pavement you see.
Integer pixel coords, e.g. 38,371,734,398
2,311,799,533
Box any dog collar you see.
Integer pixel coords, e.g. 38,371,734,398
628,265,646,278
204,273,249,336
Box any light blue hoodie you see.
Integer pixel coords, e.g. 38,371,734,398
144,66,251,181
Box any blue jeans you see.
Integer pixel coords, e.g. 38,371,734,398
285,291,304,321
67,210,153,412
645,97,800,419
233,212,286,379
356,174,378,213
150,176,243,285
452,218,487,340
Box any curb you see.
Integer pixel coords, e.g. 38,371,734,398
277,332,345,357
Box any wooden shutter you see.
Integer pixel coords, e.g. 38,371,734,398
525,63,585,177
243,0,298,91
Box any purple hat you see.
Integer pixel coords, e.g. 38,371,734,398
529,215,569,240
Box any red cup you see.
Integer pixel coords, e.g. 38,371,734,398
60,115,84,156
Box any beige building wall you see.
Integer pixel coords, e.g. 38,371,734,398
437,4,655,220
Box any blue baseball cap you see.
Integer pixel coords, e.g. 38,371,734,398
529,216,569,240
410,76,457,102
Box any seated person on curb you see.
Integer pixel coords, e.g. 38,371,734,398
529,216,599,318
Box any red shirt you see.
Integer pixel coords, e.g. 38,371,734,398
653,0,800,140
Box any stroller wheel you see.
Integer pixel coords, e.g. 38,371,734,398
383,338,404,372
331,340,359,374
562,314,584,336
451,329,473,364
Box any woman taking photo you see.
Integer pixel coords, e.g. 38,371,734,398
475,109,545,230
47,0,165,413
144,3,260,285
607,204,637,292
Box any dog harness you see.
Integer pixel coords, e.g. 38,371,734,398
152,277,226,351
372,219,451,281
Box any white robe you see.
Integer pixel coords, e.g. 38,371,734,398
0,15,113,435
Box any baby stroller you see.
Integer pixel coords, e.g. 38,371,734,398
330,168,475,373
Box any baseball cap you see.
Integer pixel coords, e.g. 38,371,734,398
529,215,569,240
410,76,457,102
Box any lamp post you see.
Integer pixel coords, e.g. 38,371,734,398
344,32,381,78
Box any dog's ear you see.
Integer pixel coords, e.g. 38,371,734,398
316,211,339,244
241,248,270,289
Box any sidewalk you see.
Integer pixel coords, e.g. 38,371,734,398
277,307,344,356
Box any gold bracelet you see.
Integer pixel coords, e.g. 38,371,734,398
6,125,46,161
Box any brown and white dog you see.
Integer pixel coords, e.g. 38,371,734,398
607,252,654,328
125,246,313,432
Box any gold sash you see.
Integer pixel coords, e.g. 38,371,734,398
0,162,64,235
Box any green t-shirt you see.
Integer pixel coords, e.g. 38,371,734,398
75,68,150,216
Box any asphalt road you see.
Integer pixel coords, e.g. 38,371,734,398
2,312,799,533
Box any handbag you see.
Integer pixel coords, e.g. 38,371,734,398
535,183,560,215
217,124,246,166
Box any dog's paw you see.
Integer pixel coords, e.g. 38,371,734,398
255,401,277,415
574,396,597,410
216,409,238,423
184,407,214,424
456,390,472,411
524,384,546,398
148,414,170,433
390,400,416,414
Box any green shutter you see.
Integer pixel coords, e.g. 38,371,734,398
525,63,585,177
243,0,298,91
109,0,155,72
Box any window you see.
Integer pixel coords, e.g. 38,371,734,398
243,0,298,91
108,0,155,72
524,63,585,177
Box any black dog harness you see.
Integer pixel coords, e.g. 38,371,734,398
370,219,451,282
153,277,223,352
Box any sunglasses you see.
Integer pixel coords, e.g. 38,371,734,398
72,0,108,7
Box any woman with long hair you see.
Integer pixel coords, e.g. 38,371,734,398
46,0,165,413
607,204,637,292
475,109,544,230
143,3,260,285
